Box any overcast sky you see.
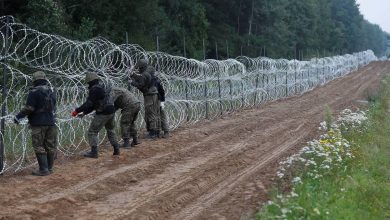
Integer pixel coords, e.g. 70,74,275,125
356,0,390,33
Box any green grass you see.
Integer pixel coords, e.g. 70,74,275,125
256,78,390,220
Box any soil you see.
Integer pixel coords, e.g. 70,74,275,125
0,61,389,220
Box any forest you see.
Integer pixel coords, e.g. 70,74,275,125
1,0,388,60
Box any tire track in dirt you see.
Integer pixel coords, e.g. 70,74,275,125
196,62,390,219
173,125,310,220
73,119,298,219
8,106,267,206
0,62,388,220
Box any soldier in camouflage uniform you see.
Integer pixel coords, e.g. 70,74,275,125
14,71,57,176
130,59,161,139
111,87,141,148
72,72,120,158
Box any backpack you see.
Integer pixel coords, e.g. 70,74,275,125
35,85,56,113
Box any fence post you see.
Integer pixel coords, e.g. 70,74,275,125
294,61,297,94
215,42,218,60
183,36,190,121
1,16,10,173
254,71,259,105
203,39,209,119
285,68,288,97
274,71,277,98
218,71,222,115
185,80,190,122
125,32,132,91
229,79,233,111
226,40,229,58
183,35,187,57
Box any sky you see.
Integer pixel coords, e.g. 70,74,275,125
356,0,390,33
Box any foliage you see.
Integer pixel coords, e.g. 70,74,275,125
257,79,390,219
2,0,388,59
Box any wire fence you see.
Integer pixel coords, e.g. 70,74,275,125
0,16,377,173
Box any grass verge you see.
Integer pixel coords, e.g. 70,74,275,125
256,78,390,219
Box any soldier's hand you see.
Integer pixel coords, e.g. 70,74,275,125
13,116,20,124
71,110,78,117
160,102,165,109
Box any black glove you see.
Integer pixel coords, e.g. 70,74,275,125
13,116,20,124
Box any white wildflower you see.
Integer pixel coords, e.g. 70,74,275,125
292,177,302,184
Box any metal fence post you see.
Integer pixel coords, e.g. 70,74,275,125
203,39,209,119
1,16,10,173
254,71,259,105
218,71,222,115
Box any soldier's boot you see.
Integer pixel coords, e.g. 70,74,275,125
121,138,131,149
47,152,55,173
146,130,157,139
84,146,98,158
113,144,120,156
32,153,50,176
156,130,161,138
162,131,169,139
131,136,140,147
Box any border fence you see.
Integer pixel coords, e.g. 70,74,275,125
0,16,377,173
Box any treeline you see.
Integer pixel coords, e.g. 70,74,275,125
2,0,388,60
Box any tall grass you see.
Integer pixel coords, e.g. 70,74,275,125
256,78,390,219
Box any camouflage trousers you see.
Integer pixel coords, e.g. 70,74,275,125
120,103,141,139
88,113,118,147
31,126,58,154
160,107,169,132
144,94,161,131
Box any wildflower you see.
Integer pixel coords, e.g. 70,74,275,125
313,208,321,215
291,191,299,197
292,177,302,184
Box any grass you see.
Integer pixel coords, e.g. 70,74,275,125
256,78,390,219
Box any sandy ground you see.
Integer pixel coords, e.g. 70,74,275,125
0,61,389,220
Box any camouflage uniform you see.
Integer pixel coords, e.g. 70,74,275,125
111,87,141,147
131,59,161,138
73,72,120,158
15,71,57,176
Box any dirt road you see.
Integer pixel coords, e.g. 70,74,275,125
1,61,389,220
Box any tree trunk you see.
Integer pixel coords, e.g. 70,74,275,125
248,0,254,35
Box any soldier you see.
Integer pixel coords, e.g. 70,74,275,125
71,72,120,158
14,71,57,176
155,75,170,138
111,87,141,148
130,59,161,139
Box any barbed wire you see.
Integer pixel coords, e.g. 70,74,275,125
0,16,377,173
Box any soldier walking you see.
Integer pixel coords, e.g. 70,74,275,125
14,71,57,176
72,72,120,158
130,59,161,139
111,87,141,148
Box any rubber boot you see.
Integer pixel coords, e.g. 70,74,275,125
47,151,55,173
32,153,50,176
84,146,98,158
113,144,120,156
131,136,140,147
162,131,169,139
121,138,131,149
146,130,157,139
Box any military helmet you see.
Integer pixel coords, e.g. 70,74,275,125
32,71,47,82
135,59,148,72
85,72,99,84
